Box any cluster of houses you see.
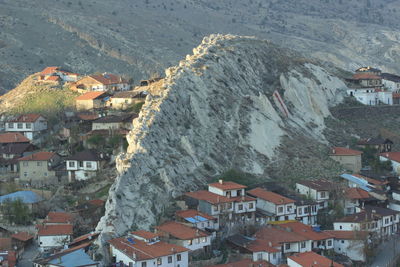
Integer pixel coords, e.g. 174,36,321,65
346,66,400,105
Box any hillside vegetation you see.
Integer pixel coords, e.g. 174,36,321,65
0,74,79,119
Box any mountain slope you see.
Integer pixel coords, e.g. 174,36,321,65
95,35,347,241
1,0,400,92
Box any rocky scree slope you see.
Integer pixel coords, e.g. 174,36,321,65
96,34,346,238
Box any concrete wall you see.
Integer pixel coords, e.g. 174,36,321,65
333,239,366,262
19,160,56,181
330,154,362,173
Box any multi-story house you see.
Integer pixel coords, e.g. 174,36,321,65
109,231,189,267
17,152,61,182
5,114,48,141
381,73,400,92
36,224,73,250
292,198,318,226
325,230,369,262
185,180,256,226
329,147,362,173
156,221,211,253
66,149,105,181
296,180,332,209
175,209,219,231
247,187,296,222
287,251,344,267
72,73,130,93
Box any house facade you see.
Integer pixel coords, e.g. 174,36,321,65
287,251,343,267
175,209,219,231
381,73,400,92
325,230,368,262
295,180,332,209
66,150,105,181
5,114,48,140
75,92,108,111
329,147,362,173
109,91,146,110
37,224,73,250
18,152,61,182
379,152,400,174
72,74,129,93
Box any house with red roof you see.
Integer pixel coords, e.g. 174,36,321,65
71,73,129,93
379,151,400,174
44,212,74,225
18,151,61,182
342,187,376,215
156,221,212,252
248,187,296,222
185,180,256,227
206,259,274,267
108,230,189,267
36,224,73,250
0,251,16,267
5,114,48,141
287,251,344,267
295,179,333,209
38,66,80,83
75,91,109,111
325,230,369,262
0,133,30,146
329,147,362,173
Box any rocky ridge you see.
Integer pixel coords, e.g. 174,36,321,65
96,35,347,239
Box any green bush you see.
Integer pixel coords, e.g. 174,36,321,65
1,199,32,225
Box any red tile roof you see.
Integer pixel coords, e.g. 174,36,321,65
352,73,381,80
11,232,33,242
208,181,247,190
37,224,73,236
296,179,333,191
345,187,371,200
276,222,332,241
75,91,106,101
288,251,344,267
156,221,209,240
45,212,74,224
330,147,362,156
90,73,127,85
185,190,234,204
109,237,188,261
248,187,295,205
18,151,56,161
380,152,400,163
131,230,160,240
206,259,274,267
0,133,30,144
325,230,369,240
46,75,61,81
88,199,105,207
247,239,280,253
41,66,59,75
69,232,99,246
175,209,215,221
9,114,44,123
0,251,16,267
0,238,12,250
255,227,308,245
76,113,99,121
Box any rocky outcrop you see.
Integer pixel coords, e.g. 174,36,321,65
96,34,346,239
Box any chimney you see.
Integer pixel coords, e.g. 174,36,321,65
332,148,336,154
219,179,223,185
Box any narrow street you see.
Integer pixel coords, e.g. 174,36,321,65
370,235,400,267
16,241,39,267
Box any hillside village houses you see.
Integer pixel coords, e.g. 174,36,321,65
75,91,109,111
295,180,332,209
329,147,362,173
357,136,393,153
5,114,48,141
109,91,147,110
17,151,61,183
71,73,130,93
379,151,400,174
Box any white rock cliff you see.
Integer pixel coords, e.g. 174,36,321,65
96,34,346,238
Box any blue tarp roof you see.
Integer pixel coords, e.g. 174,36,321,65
0,191,43,204
49,249,98,267
340,174,373,192
185,215,208,224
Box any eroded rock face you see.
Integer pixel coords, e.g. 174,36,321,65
96,34,346,237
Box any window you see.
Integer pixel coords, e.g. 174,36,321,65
238,204,243,210
339,225,342,230
177,254,181,261
188,240,192,245
328,240,332,246
26,123,31,129
341,240,344,244
79,161,84,168
278,207,284,213
24,172,27,177
86,162,92,168
298,208,302,215
249,203,254,209
17,123,23,129
287,205,291,212
23,162,28,167
37,162,42,166
202,237,207,243
141,262,147,267
68,161,75,168
213,205,219,212
226,203,232,209
301,242,306,248
157,258,162,265
257,253,262,260
304,207,309,213
44,172,47,177
285,243,290,250
320,192,326,198
237,190,242,196
168,256,172,263
196,238,200,244
8,123,13,129
272,253,276,259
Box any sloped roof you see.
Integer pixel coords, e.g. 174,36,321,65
18,151,56,161
296,179,333,191
11,231,33,242
41,66,59,75
0,133,30,144
185,190,234,204
89,73,127,85
108,237,188,261
330,147,362,156
46,76,61,81
9,114,44,123
93,114,137,124
206,259,274,267
288,251,344,267
380,152,400,163
248,187,295,205
208,181,247,190
255,226,308,244
131,230,160,240
48,248,98,267
345,187,371,200
37,224,73,236
45,212,74,224
0,191,43,204
66,149,103,161
352,73,381,80
75,91,106,101
112,91,141,98
325,230,369,240
156,221,209,240
175,209,215,221
276,222,332,241
358,137,393,145
0,143,34,155
0,237,12,250
381,73,400,83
